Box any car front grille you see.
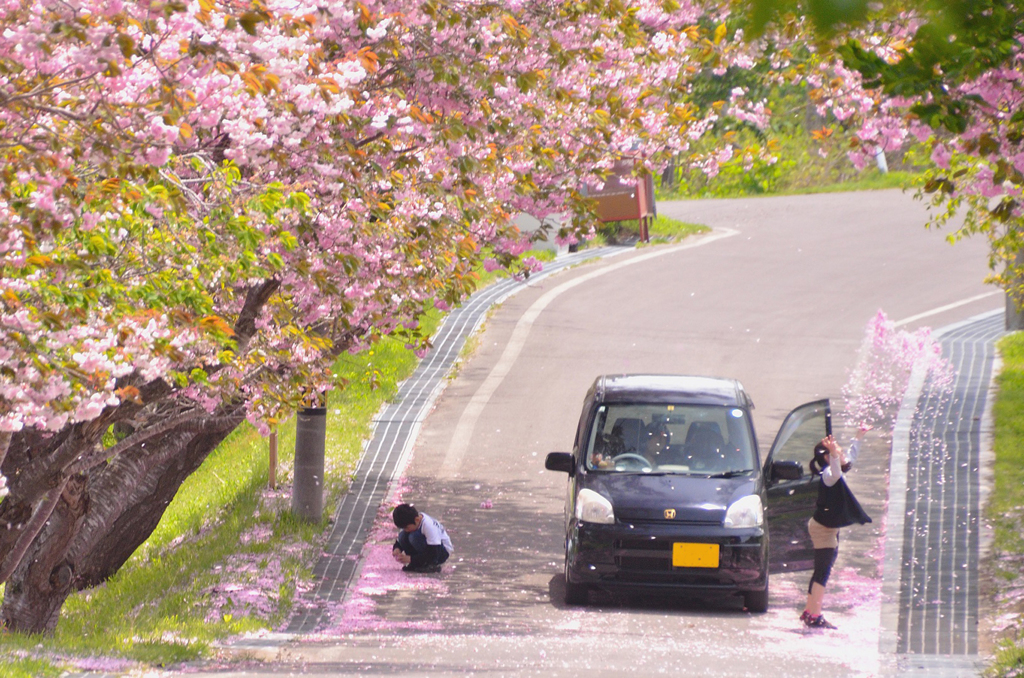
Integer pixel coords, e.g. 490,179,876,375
621,518,722,528
617,555,671,571
615,538,674,552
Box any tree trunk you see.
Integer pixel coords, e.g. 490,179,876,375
0,475,88,634
0,281,283,634
1006,248,1024,331
0,416,237,634
75,424,234,587
660,159,676,192
1007,292,1023,330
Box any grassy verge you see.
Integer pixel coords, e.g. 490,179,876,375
986,333,1024,677
656,167,919,201
647,214,710,242
775,168,918,195
583,213,709,248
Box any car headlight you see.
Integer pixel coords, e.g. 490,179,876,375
575,488,615,525
723,494,763,528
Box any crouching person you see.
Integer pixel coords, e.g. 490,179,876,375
391,503,453,573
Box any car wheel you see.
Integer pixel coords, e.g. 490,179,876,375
564,558,588,605
744,576,769,613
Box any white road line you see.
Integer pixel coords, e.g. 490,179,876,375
438,229,740,478
893,292,1001,328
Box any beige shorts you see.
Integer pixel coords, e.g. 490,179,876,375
808,517,840,549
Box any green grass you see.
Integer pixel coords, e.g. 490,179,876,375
647,214,710,242
986,332,1024,677
657,167,919,201
0,656,63,678
581,213,710,249
774,168,918,195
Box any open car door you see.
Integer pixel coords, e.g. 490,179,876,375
765,399,831,574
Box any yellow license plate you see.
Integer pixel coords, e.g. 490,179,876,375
672,542,719,568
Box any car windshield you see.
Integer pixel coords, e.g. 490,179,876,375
585,403,757,475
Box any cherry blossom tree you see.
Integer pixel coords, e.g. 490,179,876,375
0,0,760,633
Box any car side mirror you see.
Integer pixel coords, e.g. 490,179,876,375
771,459,804,481
545,452,575,475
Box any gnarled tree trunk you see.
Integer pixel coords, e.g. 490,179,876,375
0,414,239,633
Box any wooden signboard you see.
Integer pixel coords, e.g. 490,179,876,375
586,159,656,241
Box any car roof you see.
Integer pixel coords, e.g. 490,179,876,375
592,374,752,408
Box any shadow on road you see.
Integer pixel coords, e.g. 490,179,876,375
361,476,758,637
547,574,750,615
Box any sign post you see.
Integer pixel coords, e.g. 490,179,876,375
292,406,326,522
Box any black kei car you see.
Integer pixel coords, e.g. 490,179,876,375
544,374,830,612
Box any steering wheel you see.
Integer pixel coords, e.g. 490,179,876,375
611,453,653,469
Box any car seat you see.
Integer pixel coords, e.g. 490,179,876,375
683,422,726,471
610,418,644,455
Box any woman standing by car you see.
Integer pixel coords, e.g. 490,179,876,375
801,427,872,629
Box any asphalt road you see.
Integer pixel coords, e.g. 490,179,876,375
182,190,999,678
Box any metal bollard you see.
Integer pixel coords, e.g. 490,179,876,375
292,407,326,522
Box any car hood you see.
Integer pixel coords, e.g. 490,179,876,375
584,472,758,524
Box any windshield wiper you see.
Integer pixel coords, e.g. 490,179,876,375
706,469,755,478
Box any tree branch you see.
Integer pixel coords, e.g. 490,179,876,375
234,279,281,352
66,409,205,475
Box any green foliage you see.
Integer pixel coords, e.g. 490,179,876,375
835,2,1023,135
740,0,871,37
658,73,927,199
986,332,1024,677
914,144,1024,302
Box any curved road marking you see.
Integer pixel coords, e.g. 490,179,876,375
893,291,1001,328
439,228,740,477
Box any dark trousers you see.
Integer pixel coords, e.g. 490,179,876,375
397,528,450,565
808,547,838,593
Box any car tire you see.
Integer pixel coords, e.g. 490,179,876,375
744,576,769,613
564,559,588,605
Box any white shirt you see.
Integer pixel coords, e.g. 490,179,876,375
821,438,862,488
420,513,454,554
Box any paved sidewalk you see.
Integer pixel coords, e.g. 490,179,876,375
882,309,1005,676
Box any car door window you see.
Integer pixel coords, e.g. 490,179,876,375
767,399,832,474
766,398,831,573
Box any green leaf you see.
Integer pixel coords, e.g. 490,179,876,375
116,33,135,58
239,12,262,36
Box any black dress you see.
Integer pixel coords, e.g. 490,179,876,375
813,476,872,529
